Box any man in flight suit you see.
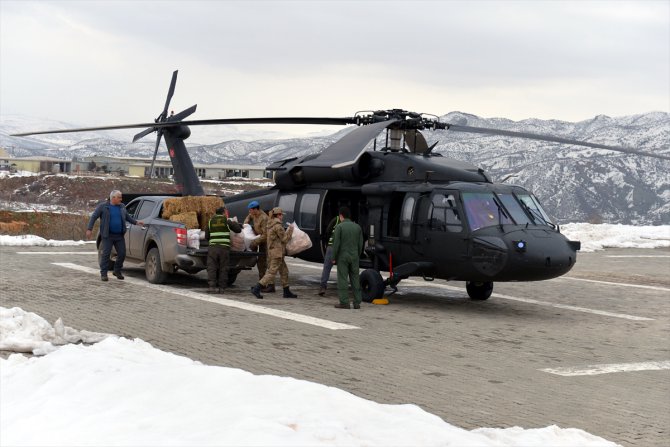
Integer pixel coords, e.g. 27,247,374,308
331,206,364,309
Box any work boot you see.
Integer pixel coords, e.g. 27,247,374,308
251,283,263,299
334,303,350,309
317,287,326,296
207,287,217,294
101,275,108,282
113,271,124,280
261,284,275,293
283,287,298,298
353,303,361,309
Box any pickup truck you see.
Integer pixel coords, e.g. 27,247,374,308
97,195,259,284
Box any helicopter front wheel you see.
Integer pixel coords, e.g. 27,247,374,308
466,281,493,300
360,269,385,303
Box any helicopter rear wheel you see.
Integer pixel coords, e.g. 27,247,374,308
360,269,385,303
466,281,493,300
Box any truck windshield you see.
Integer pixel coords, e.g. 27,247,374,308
462,192,513,231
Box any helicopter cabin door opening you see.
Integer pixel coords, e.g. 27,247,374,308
319,189,366,253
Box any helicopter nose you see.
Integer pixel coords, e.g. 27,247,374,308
503,229,578,281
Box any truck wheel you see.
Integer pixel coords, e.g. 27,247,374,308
466,281,493,300
360,269,385,303
227,270,239,286
145,247,168,284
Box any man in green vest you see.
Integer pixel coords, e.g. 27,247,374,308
206,206,241,294
331,206,364,309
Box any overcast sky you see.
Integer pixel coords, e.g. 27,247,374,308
1,0,668,139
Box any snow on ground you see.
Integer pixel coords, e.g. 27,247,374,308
1,223,669,251
0,234,89,246
0,307,619,447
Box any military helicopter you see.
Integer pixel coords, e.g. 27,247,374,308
13,71,669,301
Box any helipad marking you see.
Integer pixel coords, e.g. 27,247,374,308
53,262,359,331
399,279,653,321
17,251,97,254
560,276,670,292
541,361,670,376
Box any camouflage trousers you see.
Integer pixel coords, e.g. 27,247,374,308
259,256,289,288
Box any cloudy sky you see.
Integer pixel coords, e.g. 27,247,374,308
1,0,668,139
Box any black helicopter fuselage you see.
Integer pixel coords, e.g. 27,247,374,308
224,149,580,284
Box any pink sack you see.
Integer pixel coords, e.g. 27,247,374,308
286,222,312,256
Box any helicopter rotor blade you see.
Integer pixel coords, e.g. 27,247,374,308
148,130,163,179
10,117,357,137
132,126,156,143
444,123,670,161
161,70,178,120
171,104,197,121
302,119,399,168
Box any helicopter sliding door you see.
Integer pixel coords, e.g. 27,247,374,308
425,190,469,279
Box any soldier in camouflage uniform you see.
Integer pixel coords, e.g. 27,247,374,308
244,200,275,293
250,207,297,299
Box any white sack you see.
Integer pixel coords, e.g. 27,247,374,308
228,217,244,251
187,229,200,249
286,222,312,256
242,224,261,251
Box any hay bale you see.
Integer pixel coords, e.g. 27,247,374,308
169,211,199,229
161,196,225,230
162,196,224,218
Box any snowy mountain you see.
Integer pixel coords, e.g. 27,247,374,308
2,112,669,224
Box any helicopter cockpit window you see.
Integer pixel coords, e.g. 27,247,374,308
517,194,553,226
299,193,319,230
277,194,297,223
497,193,532,225
430,193,462,233
400,196,415,238
462,192,513,231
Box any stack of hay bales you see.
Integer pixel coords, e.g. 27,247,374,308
162,196,224,230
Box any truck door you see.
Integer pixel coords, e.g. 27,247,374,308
127,199,155,258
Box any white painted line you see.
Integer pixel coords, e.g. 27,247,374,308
541,360,670,376
560,276,670,292
287,262,654,321
53,262,359,331
17,251,98,255
400,279,654,321
606,255,670,258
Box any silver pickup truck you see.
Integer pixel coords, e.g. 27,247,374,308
97,195,258,284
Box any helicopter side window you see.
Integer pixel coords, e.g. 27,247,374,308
277,193,297,223
298,193,320,230
462,192,513,231
430,193,462,232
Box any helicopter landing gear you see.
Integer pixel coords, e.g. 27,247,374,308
466,281,493,300
360,269,385,302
